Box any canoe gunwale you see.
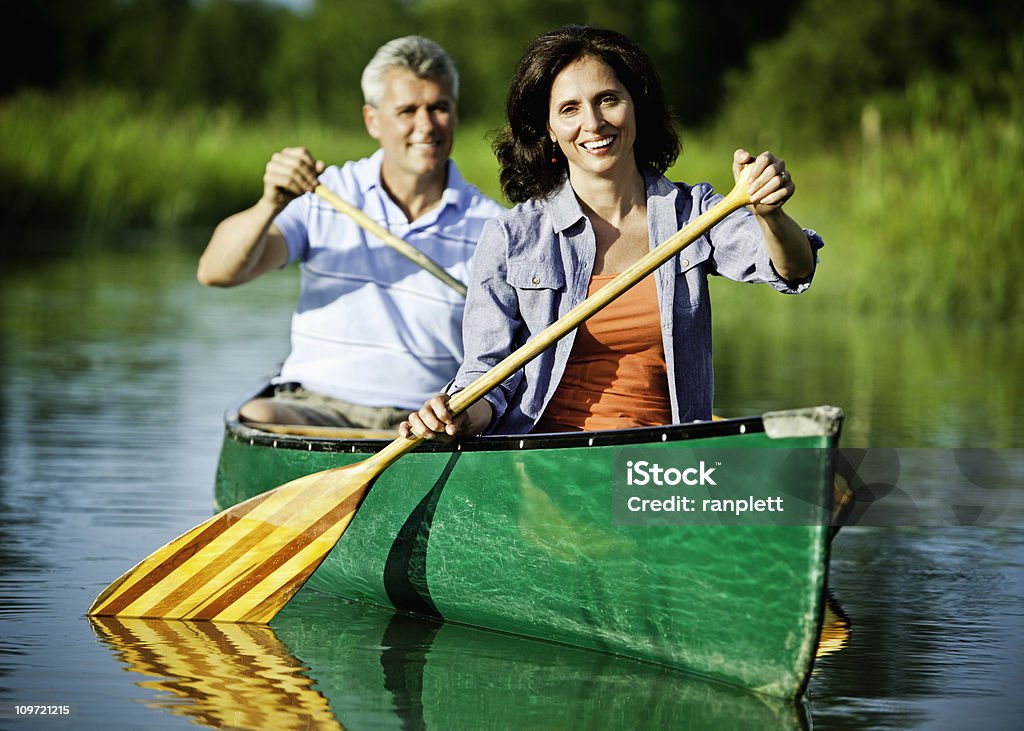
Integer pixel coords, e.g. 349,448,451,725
223,407,770,454
226,379,845,454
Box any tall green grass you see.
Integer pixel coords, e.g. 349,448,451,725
690,75,1023,322
1,86,1020,320
0,90,384,230
790,77,1023,321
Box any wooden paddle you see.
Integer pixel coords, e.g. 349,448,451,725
88,167,753,623
314,185,468,297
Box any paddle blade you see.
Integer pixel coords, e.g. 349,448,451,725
88,462,376,623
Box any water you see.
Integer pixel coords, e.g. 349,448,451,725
1,232,1021,729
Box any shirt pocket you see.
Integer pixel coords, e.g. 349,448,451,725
673,236,712,312
506,261,566,333
506,261,566,291
673,236,712,276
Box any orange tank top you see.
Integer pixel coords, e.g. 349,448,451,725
533,274,672,433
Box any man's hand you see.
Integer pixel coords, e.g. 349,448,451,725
261,147,326,212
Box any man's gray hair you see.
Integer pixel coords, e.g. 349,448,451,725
361,36,459,106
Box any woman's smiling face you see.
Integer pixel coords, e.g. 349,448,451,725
547,55,637,181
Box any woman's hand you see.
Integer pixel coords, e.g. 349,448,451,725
733,148,793,218
399,394,493,441
732,148,814,282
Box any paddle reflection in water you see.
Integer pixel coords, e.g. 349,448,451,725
89,616,341,731
814,593,852,661
89,586,856,730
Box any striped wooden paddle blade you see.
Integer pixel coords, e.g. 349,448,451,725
88,459,379,623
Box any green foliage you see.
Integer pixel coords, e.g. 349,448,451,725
701,68,1024,322
263,0,420,125
3,0,798,126
717,0,1021,145
167,0,289,116
0,89,379,230
2,0,1022,320
832,75,1023,320
423,0,802,126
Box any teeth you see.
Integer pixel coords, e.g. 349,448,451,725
582,137,613,150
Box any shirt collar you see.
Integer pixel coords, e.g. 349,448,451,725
548,176,585,232
547,170,677,232
644,169,678,200
361,148,465,211
644,169,682,250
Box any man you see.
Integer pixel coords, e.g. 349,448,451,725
198,36,504,430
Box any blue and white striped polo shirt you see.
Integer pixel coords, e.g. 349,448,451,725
273,149,504,410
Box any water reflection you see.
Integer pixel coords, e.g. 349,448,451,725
808,527,1024,728
814,594,852,660
90,616,341,730
709,280,1023,450
92,588,821,730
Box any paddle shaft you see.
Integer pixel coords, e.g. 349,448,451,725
314,185,468,297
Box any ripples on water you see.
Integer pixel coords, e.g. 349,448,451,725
0,239,1021,728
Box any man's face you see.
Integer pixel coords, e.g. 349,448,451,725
363,68,458,184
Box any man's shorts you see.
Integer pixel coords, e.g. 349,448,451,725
263,383,411,431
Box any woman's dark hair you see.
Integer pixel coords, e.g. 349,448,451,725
494,24,681,203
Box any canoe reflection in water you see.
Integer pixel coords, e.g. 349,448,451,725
90,591,852,730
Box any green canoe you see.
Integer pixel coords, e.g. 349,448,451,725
213,400,843,699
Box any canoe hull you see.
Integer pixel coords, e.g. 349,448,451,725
214,406,841,698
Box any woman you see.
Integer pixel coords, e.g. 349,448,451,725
401,24,822,440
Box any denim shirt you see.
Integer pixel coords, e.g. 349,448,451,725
448,171,823,434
